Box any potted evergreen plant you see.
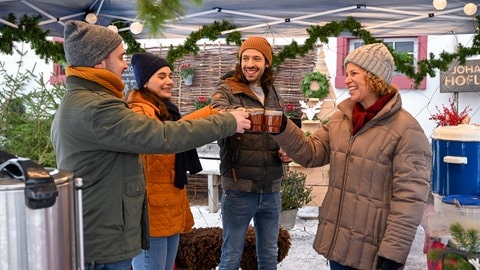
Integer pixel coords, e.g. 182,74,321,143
427,222,480,269
280,167,313,229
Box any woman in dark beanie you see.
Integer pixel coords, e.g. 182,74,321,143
272,43,431,270
127,52,219,270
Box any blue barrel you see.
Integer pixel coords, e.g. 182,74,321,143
431,125,480,196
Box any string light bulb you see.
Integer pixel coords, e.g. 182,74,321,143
464,3,477,16
85,13,97,24
432,0,447,10
130,21,143,34
107,25,118,33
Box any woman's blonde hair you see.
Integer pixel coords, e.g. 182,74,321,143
365,71,398,98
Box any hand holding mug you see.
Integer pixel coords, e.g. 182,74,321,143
279,149,293,163
229,110,251,133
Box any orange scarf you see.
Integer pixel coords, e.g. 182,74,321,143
66,66,125,98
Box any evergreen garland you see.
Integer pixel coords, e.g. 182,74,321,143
2,11,480,86
0,14,143,64
165,20,242,64
0,14,65,63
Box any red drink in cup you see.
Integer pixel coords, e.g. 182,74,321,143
247,108,264,132
264,110,283,133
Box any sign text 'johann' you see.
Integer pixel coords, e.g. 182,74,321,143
440,59,480,93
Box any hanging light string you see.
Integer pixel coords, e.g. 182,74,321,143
433,0,478,16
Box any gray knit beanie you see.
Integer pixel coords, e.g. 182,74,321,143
131,52,172,88
344,43,394,84
63,20,123,67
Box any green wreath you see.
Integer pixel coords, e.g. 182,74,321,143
301,71,330,99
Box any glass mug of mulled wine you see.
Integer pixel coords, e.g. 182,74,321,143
264,109,283,133
246,108,264,133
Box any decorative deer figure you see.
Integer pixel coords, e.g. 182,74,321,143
299,100,323,120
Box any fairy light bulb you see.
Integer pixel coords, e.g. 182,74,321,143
85,13,97,24
464,3,477,16
107,25,118,33
130,21,143,34
433,0,447,10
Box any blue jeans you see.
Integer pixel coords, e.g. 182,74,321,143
132,234,180,270
329,260,357,270
84,259,132,270
219,190,281,270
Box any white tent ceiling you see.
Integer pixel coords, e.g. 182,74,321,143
1,0,479,40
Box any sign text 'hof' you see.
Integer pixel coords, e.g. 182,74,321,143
440,59,480,93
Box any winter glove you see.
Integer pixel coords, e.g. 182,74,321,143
376,256,403,270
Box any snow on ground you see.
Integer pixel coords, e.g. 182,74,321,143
190,205,428,269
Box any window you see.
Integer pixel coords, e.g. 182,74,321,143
50,37,66,85
335,36,427,89
50,62,66,85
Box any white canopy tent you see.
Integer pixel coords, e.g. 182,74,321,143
1,0,479,39
2,0,480,136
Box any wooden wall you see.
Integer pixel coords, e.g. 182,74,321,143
125,43,329,204
128,43,321,115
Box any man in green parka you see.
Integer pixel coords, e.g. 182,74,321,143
50,20,250,270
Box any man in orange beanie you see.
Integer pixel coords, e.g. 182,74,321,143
211,36,289,270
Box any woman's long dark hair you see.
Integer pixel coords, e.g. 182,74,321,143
138,88,171,121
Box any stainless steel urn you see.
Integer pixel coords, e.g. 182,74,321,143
0,157,83,270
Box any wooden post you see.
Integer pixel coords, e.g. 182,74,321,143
208,174,220,213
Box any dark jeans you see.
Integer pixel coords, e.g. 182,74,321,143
219,190,281,270
84,259,132,270
329,260,357,270
132,234,180,270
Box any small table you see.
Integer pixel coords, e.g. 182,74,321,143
198,158,221,213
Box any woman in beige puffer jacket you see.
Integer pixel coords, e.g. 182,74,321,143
273,43,431,270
